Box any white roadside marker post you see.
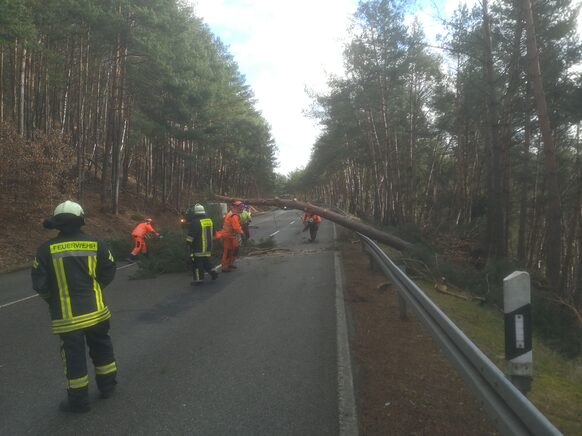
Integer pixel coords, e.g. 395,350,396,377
503,271,533,395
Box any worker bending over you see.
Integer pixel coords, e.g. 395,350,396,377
302,209,322,242
127,217,161,262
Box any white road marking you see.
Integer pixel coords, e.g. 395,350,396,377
117,263,137,270
1,262,137,310
290,220,296,224
269,230,280,237
334,226,358,436
0,294,38,309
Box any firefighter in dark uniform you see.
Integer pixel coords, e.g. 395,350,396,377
185,204,218,285
31,200,118,413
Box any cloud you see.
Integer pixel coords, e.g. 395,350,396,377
193,0,580,175
192,0,358,175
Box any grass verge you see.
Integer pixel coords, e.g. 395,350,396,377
416,279,582,434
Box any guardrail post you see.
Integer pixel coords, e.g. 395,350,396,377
503,271,533,395
397,265,407,320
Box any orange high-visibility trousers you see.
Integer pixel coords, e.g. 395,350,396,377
131,236,148,256
221,237,238,270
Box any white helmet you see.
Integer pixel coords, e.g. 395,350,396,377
44,200,85,229
193,204,205,215
53,200,84,217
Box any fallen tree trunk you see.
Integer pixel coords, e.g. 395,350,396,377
214,195,412,251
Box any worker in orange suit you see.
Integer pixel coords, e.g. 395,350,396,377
302,209,322,242
126,218,161,262
218,201,245,272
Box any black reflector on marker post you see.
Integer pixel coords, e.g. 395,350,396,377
503,271,533,395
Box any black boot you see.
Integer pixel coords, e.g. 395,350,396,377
99,385,116,399
59,398,90,413
97,378,117,400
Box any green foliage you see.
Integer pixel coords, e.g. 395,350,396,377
421,281,582,434
401,232,581,357
0,0,37,42
1,0,278,213
385,223,424,243
532,291,582,358
405,242,438,267
104,236,133,264
129,230,191,279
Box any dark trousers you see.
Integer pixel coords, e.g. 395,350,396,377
59,320,117,403
192,255,215,281
242,223,250,240
303,222,320,241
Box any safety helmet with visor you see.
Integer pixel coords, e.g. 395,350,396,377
43,200,85,229
193,204,206,215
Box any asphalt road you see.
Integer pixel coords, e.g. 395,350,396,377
0,209,357,435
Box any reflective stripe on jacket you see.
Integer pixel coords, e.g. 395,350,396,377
186,217,213,257
239,210,251,224
31,231,116,334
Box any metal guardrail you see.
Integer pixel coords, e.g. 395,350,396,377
359,233,562,436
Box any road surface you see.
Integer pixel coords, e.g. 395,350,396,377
0,209,357,435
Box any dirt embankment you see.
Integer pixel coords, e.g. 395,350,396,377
341,239,497,435
0,189,180,272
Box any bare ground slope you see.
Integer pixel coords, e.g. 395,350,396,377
0,189,179,271
341,239,498,435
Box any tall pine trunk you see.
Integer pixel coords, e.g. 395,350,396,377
517,93,531,266
522,0,562,292
0,45,4,123
483,0,505,258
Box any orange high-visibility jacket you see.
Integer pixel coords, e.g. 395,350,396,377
303,212,321,223
222,211,244,237
131,222,158,238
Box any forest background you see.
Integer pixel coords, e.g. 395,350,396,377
289,0,582,355
0,0,582,358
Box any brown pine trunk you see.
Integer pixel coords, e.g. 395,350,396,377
499,11,524,255
19,45,26,136
100,63,112,207
111,39,127,215
77,40,85,201
517,94,531,266
561,126,582,294
12,42,18,122
0,45,4,122
483,0,505,259
576,214,582,308
523,0,562,291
